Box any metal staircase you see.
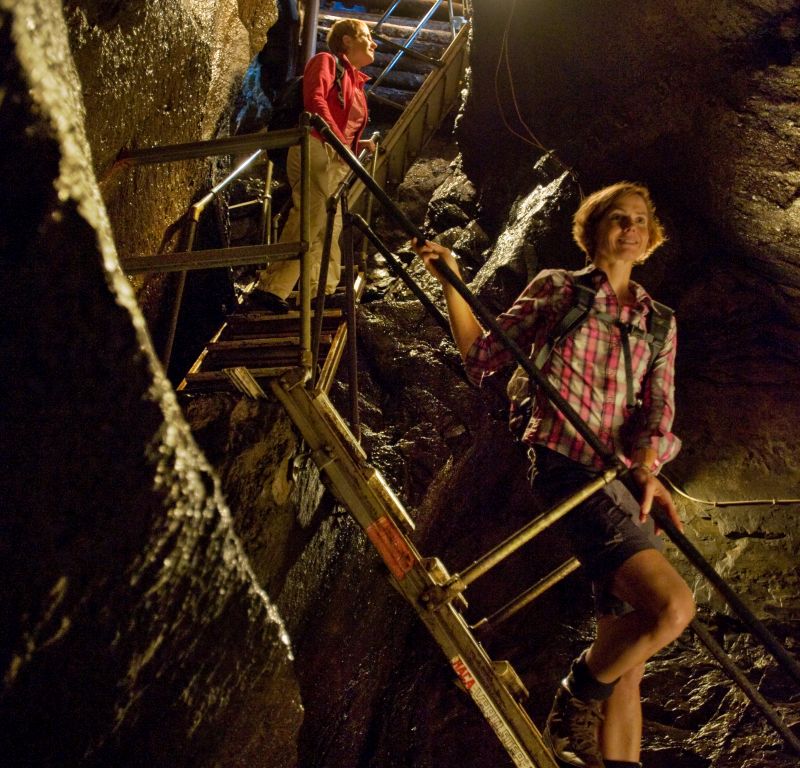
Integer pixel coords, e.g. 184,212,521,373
171,13,471,395
111,3,800,762
253,367,558,768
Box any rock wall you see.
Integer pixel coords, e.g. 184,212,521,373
1,2,301,766
2,1,799,767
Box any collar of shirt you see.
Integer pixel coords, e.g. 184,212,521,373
575,264,656,317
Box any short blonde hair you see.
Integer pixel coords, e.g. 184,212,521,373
572,182,667,264
327,18,368,56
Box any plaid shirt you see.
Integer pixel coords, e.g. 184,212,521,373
465,266,681,470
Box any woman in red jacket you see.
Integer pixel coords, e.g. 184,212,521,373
248,18,377,313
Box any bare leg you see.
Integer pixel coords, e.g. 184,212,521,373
598,638,644,763
585,549,695,684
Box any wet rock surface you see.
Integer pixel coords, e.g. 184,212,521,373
3,1,800,767
2,2,300,766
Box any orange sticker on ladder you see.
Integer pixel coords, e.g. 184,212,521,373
366,515,415,580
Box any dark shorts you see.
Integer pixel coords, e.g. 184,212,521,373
530,447,664,616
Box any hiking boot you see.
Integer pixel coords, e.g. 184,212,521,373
243,289,291,314
543,683,605,768
321,291,348,309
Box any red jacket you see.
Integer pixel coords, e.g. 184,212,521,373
303,52,370,152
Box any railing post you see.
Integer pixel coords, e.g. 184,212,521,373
260,159,273,245
342,200,360,441
163,213,198,372
311,198,338,383
299,116,312,376
301,0,320,66
360,136,382,268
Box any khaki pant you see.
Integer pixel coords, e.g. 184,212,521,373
257,139,350,299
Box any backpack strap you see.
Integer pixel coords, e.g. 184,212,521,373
334,58,346,108
617,299,674,409
508,272,596,439
646,300,673,365
533,273,597,368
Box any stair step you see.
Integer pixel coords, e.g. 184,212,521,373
319,10,455,42
224,309,344,338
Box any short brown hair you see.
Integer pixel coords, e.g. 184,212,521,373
572,182,667,264
327,18,368,56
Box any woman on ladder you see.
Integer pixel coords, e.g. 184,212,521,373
413,182,695,768
246,18,377,313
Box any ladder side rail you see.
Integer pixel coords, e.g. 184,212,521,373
341,199,361,440
270,378,557,768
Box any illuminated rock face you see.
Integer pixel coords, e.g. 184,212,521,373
1,2,300,766
2,1,799,768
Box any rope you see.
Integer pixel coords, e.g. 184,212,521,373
493,1,584,199
661,473,800,508
494,0,548,151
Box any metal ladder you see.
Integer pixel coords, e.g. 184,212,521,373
227,365,560,768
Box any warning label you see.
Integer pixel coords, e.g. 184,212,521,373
450,656,537,768
366,515,415,580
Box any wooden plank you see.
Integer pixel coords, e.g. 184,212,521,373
318,9,455,37
364,0,464,22
211,337,309,350
371,50,440,75
370,85,416,107
362,66,426,91
204,346,314,368
224,309,343,338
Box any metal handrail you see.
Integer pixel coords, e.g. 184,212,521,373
310,134,379,385
113,123,314,374
309,112,621,469
114,128,308,166
369,0,459,109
